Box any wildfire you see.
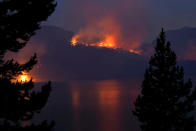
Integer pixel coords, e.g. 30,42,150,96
18,71,30,83
71,35,115,48
70,16,143,55
71,34,141,55
71,34,117,49
97,35,116,48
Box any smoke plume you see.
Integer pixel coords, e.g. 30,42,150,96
60,0,149,53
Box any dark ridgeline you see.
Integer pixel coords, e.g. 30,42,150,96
133,29,196,131
0,0,56,131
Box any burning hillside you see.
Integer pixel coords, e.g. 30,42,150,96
71,16,142,55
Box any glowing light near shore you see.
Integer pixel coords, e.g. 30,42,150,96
18,71,30,83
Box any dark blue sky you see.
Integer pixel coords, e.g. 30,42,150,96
45,0,196,41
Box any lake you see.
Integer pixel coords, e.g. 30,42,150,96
34,79,142,131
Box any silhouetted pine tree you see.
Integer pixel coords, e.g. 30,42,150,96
133,29,196,131
0,0,56,130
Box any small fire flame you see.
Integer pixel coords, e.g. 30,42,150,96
97,35,116,48
71,34,80,46
129,49,141,55
18,71,30,83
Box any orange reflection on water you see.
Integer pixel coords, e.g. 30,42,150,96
72,88,80,108
71,87,81,130
96,80,122,131
98,90,119,106
70,79,140,131
96,80,121,108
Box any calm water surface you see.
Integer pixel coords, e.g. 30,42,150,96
35,79,142,131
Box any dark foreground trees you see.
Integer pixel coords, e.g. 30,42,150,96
133,29,196,131
0,0,56,130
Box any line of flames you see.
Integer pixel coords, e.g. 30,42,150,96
71,35,141,55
